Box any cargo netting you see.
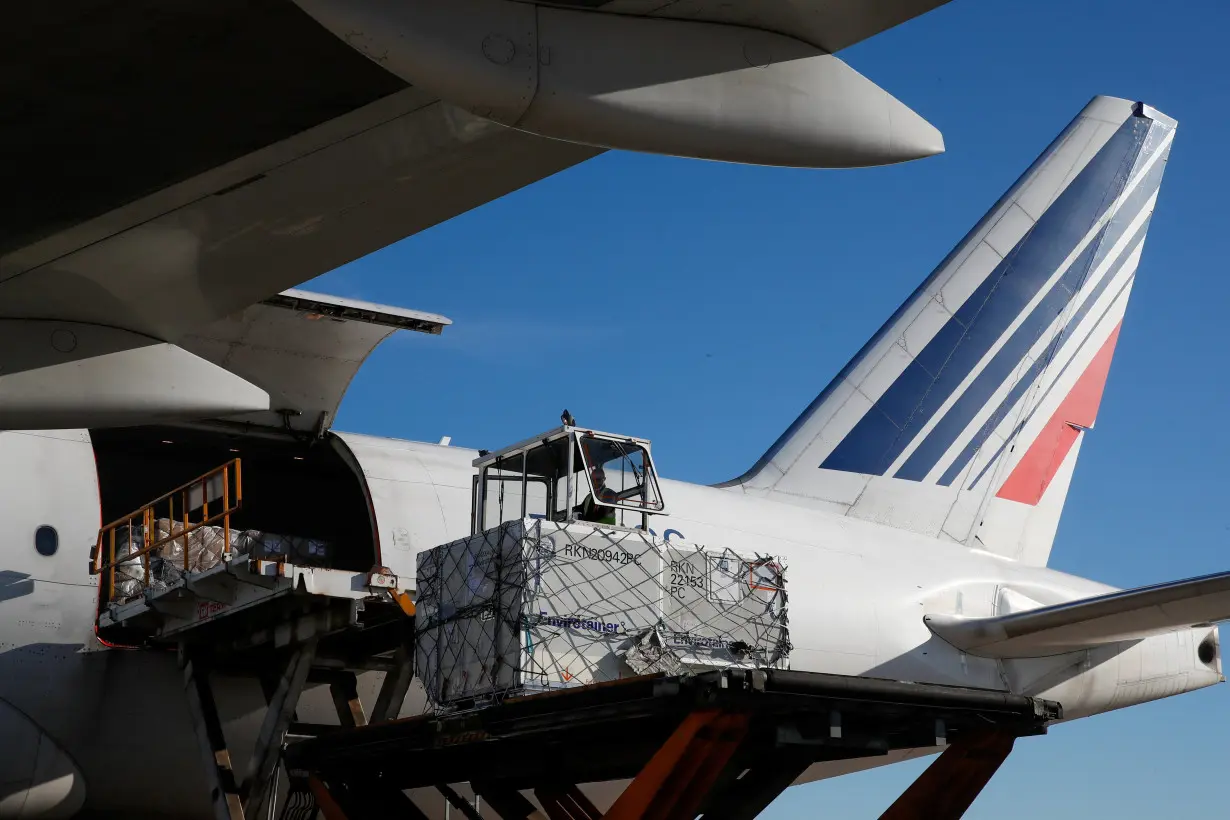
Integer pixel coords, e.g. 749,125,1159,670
414,519,790,711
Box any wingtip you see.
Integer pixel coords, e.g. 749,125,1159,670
910,119,946,159
1134,101,1178,129
1082,95,1178,131
886,100,946,163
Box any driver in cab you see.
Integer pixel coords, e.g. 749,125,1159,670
578,465,619,525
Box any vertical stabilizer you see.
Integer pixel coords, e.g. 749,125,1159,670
722,97,1177,565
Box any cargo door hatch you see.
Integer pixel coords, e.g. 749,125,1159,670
178,289,450,436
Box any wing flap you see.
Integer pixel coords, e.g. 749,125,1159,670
925,571,1230,658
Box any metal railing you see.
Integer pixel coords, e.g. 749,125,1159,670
92,459,243,603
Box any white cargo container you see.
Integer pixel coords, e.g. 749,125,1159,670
415,518,789,707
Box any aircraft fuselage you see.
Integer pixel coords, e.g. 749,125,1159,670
0,429,1218,818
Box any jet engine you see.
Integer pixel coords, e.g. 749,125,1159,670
292,0,944,168
0,700,86,819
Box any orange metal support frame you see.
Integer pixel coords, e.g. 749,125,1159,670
92,459,243,601
879,730,1017,820
307,709,756,820
310,776,347,820
535,784,604,820
305,716,1021,820
604,709,750,820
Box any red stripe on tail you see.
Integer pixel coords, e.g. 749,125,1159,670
996,322,1123,505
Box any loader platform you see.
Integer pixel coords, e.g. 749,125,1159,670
283,668,1061,820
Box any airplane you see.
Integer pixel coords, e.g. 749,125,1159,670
2,94,1225,820
1,0,951,433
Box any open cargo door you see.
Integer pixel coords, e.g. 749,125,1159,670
179,289,450,435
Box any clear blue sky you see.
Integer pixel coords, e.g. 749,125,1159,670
310,0,1230,815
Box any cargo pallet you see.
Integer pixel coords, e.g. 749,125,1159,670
282,668,1060,820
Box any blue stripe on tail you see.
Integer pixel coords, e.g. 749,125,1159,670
819,114,1151,479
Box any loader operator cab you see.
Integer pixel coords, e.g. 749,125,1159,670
472,417,666,534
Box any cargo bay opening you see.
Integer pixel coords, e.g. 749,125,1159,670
88,422,413,667
90,425,379,598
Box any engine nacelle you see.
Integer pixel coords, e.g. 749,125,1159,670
0,699,86,819
0,321,269,429
293,0,944,168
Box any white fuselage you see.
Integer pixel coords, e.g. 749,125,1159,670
0,430,1219,819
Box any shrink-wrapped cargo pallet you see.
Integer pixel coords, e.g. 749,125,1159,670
415,519,789,709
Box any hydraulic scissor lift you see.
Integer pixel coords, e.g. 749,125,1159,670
283,669,1061,820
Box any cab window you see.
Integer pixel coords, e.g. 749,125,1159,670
577,435,664,515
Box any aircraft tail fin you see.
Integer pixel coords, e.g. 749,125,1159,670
925,571,1228,662
722,97,1177,566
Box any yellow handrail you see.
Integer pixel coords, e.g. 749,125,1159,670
93,459,243,603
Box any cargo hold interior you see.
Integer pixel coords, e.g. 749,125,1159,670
89,425,379,572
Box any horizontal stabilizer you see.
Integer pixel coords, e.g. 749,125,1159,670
925,571,1230,658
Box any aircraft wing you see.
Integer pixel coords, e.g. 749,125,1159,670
0,0,949,426
2,0,950,358
925,571,1230,658
1,4,596,381
1,93,593,374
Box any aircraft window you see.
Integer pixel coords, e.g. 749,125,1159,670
34,525,58,557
